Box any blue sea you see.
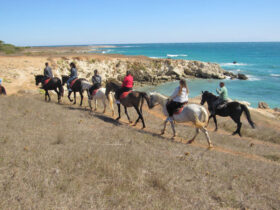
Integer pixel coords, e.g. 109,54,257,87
96,43,280,108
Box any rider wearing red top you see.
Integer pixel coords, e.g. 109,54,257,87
116,71,133,102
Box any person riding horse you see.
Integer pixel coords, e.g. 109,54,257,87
115,70,133,104
41,62,53,87
67,62,78,92
91,69,102,91
0,78,7,95
212,82,229,114
166,79,189,121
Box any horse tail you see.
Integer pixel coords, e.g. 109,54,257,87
107,92,115,116
200,107,209,126
140,92,150,109
194,114,207,129
241,104,255,128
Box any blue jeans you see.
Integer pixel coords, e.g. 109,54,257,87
67,77,77,90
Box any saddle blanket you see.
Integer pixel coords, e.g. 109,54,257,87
174,102,188,115
70,78,78,88
120,90,132,100
92,89,99,96
44,78,51,85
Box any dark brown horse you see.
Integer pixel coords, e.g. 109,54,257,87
105,81,150,129
61,75,88,106
35,75,64,103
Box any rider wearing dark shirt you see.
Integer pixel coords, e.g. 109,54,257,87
91,69,102,90
67,62,78,91
42,62,53,86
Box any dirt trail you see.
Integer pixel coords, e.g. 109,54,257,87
96,108,280,166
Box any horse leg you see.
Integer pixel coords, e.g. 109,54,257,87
170,119,176,139
124,106,132,124
68,91,73,102
73,92,76,104
133,105,145,129
200,127,213,148
46,90,51,102
116,104,121,121
188,128,200,144
231,115,242,137
161,118,168,135
102,98,106,113
54,89,60,103
213,115,218,131
95,98,98,111
80,91,83,106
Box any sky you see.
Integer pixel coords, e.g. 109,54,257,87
0,0,280,46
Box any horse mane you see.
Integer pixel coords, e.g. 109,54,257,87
106,78,121,86
204,91,218,100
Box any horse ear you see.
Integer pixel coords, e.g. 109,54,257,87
202,91,204,94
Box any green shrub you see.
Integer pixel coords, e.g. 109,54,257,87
0,40,26,54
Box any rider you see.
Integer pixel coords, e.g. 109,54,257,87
91,69,102,91
212,82,229,113
166,79,189,120
67,62,78,91
115,70,133,104
42,62,53,87
0,78,7,95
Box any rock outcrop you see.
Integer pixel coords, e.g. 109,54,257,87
51,56,245,85
258,101,269,109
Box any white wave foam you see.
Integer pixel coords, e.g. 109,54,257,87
101,49,113,54
220,63,248,67
247,75,261,81
270,74,280,77
167,54,187,57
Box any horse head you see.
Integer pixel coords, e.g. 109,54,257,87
35,75,43,86
61,75,69,86
149,92,166,108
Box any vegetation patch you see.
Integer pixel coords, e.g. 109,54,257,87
0,40,28,54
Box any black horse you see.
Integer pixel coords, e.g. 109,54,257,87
105,81,150,128
201,91,255,136
35,75,64,103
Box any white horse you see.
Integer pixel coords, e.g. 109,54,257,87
81,81,115,116
149,92,213,148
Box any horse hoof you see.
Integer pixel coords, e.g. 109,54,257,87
116,117,120,121
187,140,194,144
208,144,214,149
232,132,237,136
214,129,218,132
129,121,133,124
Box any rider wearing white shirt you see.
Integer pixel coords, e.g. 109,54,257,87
166,79,189,117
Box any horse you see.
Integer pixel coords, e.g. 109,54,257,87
149,92,213,148
80,82,115,116
200,91,255,136
61,75,88,106
35,75,64,103
105,81,151,129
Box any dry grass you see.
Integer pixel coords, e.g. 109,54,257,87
0,95,280,209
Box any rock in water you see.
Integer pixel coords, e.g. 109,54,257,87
237,73,248,80
258,102,269,109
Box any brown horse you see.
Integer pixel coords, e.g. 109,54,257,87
105,81,150,129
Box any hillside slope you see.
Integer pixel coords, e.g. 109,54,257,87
0,95,280,209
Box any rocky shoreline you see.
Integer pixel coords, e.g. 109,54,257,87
46,55,247,85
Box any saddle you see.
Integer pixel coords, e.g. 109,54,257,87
174,102,188,115
216,101,228,110
92,88,99,96
70,78,78,88
44,78,51,85
120,90,132,100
